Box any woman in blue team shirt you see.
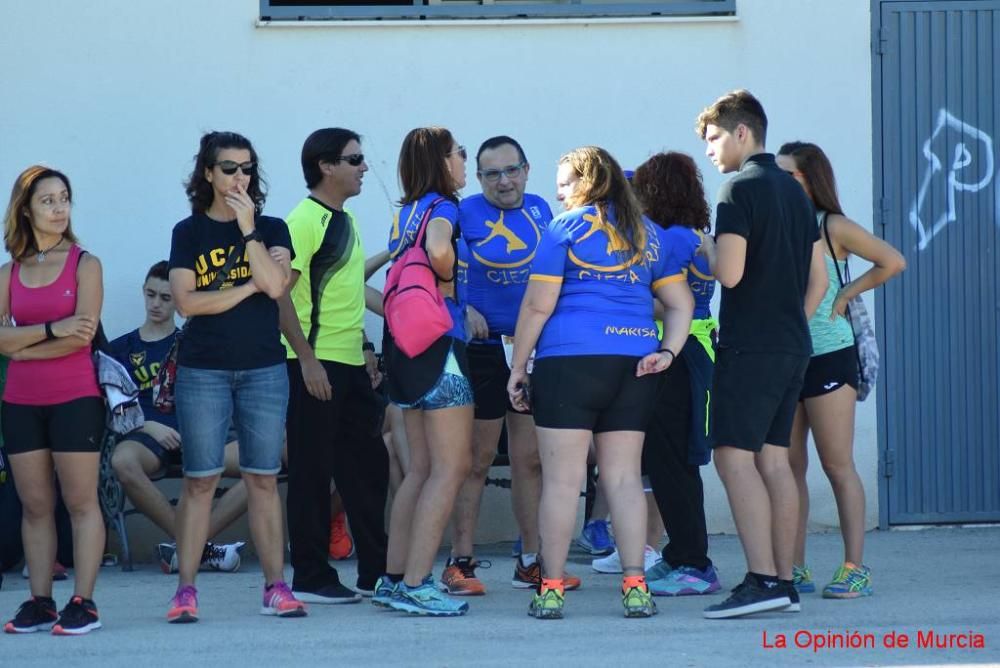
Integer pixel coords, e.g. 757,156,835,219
631,152,723,597
507,146,693,620
776,142,905,599
376,127,474,617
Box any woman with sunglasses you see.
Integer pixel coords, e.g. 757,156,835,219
775,142,905,599
165,131,304,623
507,146,693,619
0,166,105,635
375,127,474,616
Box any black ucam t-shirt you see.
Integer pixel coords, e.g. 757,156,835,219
714,153,818,355
168,213,294,370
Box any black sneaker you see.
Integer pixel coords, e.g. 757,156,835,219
52,596,102,635
291,582,362,604
781,581,801,613
703,574,791,619
4,596,58,633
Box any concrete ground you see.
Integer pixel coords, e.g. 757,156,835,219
1,526,998,667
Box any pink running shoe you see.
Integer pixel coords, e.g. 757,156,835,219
261,581,307,618
167,585,199,624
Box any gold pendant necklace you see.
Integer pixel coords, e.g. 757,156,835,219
36,239,62,263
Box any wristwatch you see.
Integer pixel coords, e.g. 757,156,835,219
242,230,262,244
362,342,376,352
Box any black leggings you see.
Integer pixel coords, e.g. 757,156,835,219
641,355,713,572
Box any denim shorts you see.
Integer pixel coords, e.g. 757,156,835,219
175,363,288,477
394,350,474,411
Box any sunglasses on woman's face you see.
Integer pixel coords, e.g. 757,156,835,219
214,160,255,176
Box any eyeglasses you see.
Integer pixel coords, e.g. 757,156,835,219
214,160,255,176
478,163,526,183
332,153,365,167
449,146,468,161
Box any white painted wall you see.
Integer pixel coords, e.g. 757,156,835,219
0,0,875,546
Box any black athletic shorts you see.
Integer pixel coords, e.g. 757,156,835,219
710,349,809,451
121,430,182,476
467,342,529,420
800,346,859,400
531,355,658,433
1,396,106,455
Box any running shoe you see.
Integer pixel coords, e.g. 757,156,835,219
4,596,58,634
439,557,489,596
166,585,199,624
511,536,523,558
792,564,816,593
592,545,661,574
202,541,246,572
52,596,101,636
648,565,722,596
528,587,564,620
822,563,872,599
157,543,178,574
511,558,581,590
622,585,657,618
21,561,68,581
292,582,361,604
782,581,801,612
261,581,307,617
371,576,398,609
576,519,615,556
328,511,355,560
391,576,469,616
703,573,791,619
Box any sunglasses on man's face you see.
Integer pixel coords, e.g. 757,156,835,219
214,160,254,176
332,154,365,167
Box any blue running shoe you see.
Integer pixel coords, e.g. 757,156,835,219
822,563,872,599
792,565,816,594
511,536,523,558
389,576,469,617
371,576,397,609
576,519,615,556
648,565,721,596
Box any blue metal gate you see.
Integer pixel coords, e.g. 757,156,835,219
874,0,1000,524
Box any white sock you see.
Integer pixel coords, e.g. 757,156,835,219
521,553,538,567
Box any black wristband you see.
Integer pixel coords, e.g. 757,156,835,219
45,321,56,340
242,229,262,244
658,348,675,362
361,342,375,352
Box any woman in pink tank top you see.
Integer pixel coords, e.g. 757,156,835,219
0,166,106,635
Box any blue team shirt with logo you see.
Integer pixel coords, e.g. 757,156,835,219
388,192,466,341
529,205,685,359
658,226,715,320
108,328,178,429
459,193,553,339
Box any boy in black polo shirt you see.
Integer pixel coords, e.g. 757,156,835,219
695,90,827,619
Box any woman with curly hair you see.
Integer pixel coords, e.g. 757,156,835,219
507,146,693,619
165,131,304,623
631,151,723,598
776,141,904,599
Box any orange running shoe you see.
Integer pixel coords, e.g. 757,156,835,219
439,557,489,596
511,558,581,590
328,512,355,560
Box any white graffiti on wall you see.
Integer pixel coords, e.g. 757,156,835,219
909,109,994,251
